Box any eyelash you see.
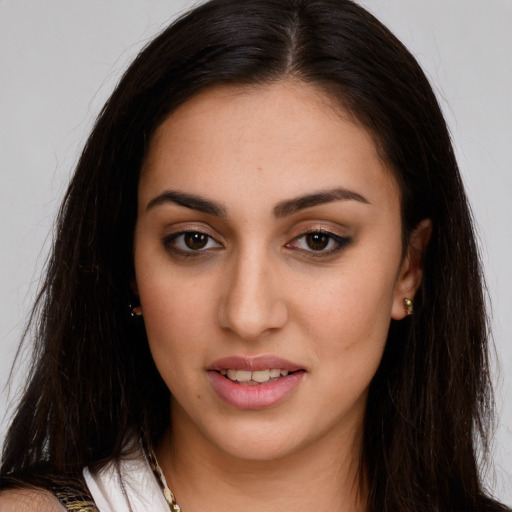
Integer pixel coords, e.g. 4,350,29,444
163,230,223,257
162,229,352,258
286,229,352,257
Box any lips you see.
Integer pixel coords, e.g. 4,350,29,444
222,368,290,384
207,355,305,409
208,355,302,372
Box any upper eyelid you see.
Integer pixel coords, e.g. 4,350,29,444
163,224,221,240
285,218,350,234
288,225,349,240
290,230,350,244
296,226,343,235
162,224,350,246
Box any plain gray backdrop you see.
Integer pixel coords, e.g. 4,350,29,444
1,0,510,505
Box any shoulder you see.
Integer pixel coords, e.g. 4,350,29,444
0,487,65,511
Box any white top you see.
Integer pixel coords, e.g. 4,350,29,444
83,440,169,512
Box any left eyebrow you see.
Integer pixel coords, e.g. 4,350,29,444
273,187,370,218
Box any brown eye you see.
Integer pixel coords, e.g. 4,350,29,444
184,232,208,250
164,231,222,255
286,230,352,257
305,232,330,251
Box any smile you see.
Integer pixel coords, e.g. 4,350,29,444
220,368,290,384
208,355,305,409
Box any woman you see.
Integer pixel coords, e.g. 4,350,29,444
0,0,508,510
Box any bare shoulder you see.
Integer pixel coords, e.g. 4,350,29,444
0,487,64,511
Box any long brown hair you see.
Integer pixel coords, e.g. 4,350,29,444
1,1,507,510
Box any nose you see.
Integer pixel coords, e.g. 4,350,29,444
217,250,288,341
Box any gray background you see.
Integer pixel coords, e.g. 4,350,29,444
1,0,510,505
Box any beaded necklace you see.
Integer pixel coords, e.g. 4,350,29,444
141,436,182,511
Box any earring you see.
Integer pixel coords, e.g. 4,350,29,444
403,298,413,316
130,304,143,317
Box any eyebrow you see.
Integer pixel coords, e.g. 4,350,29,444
146,186,369,218
146,190,228,217
273,187,370,218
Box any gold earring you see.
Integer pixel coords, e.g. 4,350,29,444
130,304,143,317
403,298,413,316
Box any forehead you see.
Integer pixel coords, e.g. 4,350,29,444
139,80,399,214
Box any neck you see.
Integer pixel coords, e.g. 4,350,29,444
155,414,366,512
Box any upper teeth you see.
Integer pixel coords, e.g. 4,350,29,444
220,369,289,383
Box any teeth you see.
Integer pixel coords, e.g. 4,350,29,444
252,370,270,383
221,368,291,383
233,369,252,382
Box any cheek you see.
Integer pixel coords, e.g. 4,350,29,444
293,259,397,379
295,264,396,337
136,263,218,377
142,279,212,329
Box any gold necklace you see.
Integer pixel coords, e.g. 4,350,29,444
141,437,183,511
152,454,182,512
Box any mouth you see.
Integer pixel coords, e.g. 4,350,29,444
207,355,305,409
215,368,297,386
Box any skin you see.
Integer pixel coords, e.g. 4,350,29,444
0,489,65,511
134,80,430,512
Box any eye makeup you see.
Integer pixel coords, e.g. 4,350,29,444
163,229,223,258
286,228,352,258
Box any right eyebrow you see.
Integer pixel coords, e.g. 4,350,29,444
146,190,228,217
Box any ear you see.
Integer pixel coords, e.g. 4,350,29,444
391,218,432,320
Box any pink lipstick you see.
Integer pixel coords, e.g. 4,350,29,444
207,355,305,410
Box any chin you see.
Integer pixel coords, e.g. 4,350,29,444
178,405,308,463
214,431,305,463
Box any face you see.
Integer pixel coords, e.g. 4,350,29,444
134,80,425,463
